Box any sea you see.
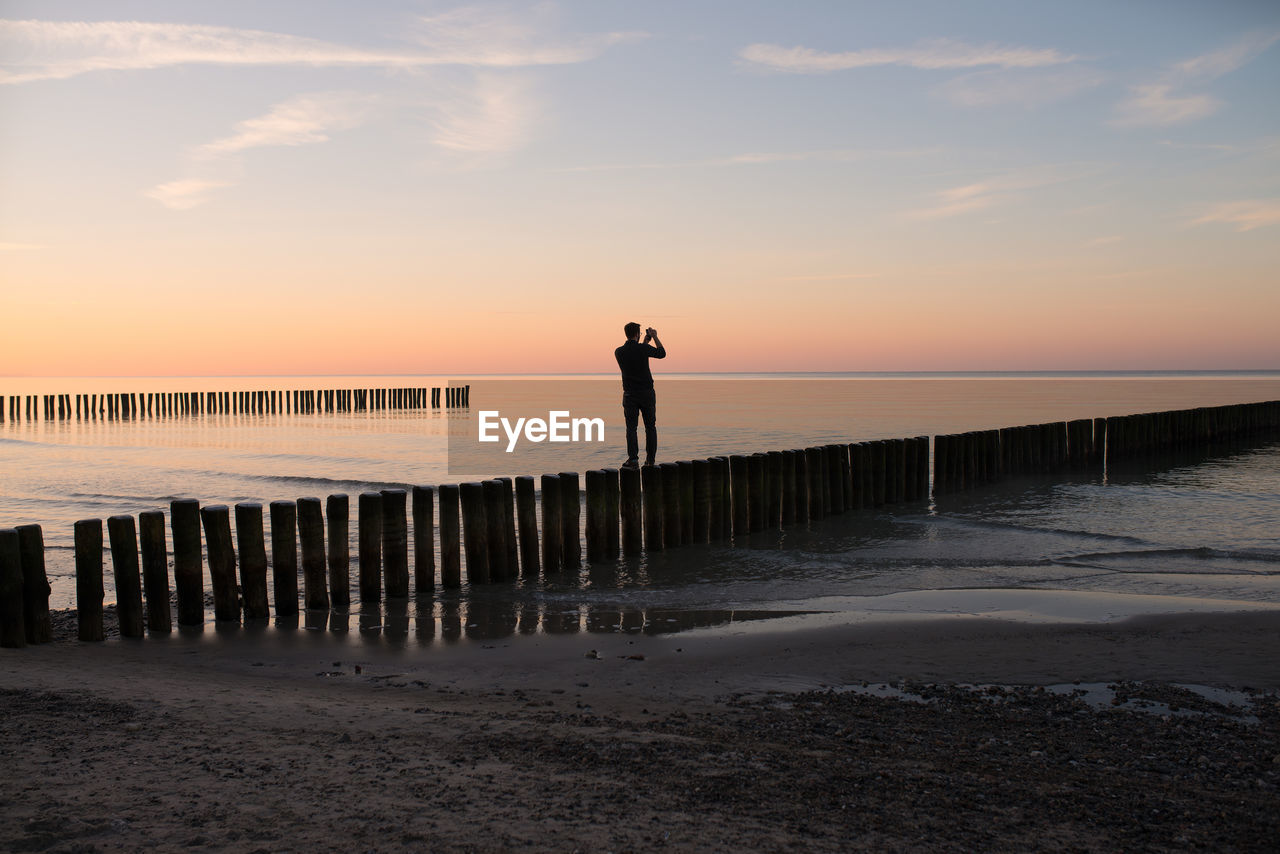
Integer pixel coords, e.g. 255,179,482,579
3,372,1280,638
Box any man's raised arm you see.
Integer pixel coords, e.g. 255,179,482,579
645,327,666,359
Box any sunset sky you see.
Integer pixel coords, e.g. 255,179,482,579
2,0,1278,376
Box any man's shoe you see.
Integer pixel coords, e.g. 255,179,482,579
643,458,656,467
621,458,640,469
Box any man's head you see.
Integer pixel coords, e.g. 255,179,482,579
624,321,642,341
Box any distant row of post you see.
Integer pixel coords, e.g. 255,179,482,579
1,399,1277,646
0,385,470,422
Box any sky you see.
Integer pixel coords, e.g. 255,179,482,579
1,0,1278,376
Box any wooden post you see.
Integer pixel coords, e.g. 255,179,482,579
804,448,823,519
660,463,682,547
137,511,172,633
234,503,270,621
708,457,726,540
871,441,887,506
412,486,436,595
0,529,25,648
358,492,384,602
74,519,105,641
620,467,643,555
459,482,490,584
168,500,203,626
729,455,749,538
297,497,330,612
482,480,509,580
107,515,145,638
438,484,462,589
559,472,581,569
604,468,620,559
540,475,563,571
269,501,299,617
764,451,783,528
641,463,663,551
325,494,350,609
381,489,409,597
780,450,797,524
500,477,519,575
677,461,696,544
515,477,540,576
15,525,52,644
792,449,809,522
747,454,765,532
585,469,607,563
692,459,711,544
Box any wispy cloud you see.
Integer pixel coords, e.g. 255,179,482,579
777,272,879,282
429,72,536,153
1113,84,1218,127
555,147,936,172
0,16,643,85
143,179,233,211
738,38,1076,74
904,167,1084,221
197,91,375,156
940,67,1105,108
1192,200,1280,232
1113,30,1280,127
1083,235,1123,248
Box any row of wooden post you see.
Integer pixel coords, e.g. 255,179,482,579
934,400,1280,493
0,386,470,422
2,400,1278,645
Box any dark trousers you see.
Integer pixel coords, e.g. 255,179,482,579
622,389,657,464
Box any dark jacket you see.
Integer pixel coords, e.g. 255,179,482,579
614,339,666,394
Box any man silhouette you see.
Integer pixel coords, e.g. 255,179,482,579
615,322,666,467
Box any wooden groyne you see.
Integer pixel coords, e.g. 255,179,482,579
0,399,1277,646
0,385,470,422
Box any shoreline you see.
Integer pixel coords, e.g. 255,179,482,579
3,608,1278,851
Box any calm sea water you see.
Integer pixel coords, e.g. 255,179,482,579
2,372,1279,625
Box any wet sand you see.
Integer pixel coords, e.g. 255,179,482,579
2,610,1278,851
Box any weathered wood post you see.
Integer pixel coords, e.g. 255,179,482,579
74,519,105,641
325,494,350,609
559,472,581,569
200,505,239,622
0,530,25,648
708,457,727,540
16,525,52,644
168,500,203,626
459,482,490,584
541,475,563,570
692,459,711,544
297,497,330,612
804,448,824,519
500,477,519,575
604,468,620,559
792,448,810,522
269,501,299,617
234,503,270,621
780,450,797,523
137,511,172,633
585,470,607,563
482,480,509,581
765,451,783,528
515,477,541,576
747,454,766,532
641,464,664,551
872,441,888,506
660,463,682,547
107,515,145,638
412,486,436,595
438,484,462,588
619,466,643,555
729,455,749,538
380,489,409,598
673,461,692,543
354,491,386,603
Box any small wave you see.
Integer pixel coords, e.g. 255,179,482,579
1068,546,1280,565
933,514,1153,546
239,472,418,492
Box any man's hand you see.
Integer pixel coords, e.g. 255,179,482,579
646,327,658,339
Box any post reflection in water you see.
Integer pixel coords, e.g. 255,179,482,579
439,598,462,642
415,598,435,642
385,600,409,641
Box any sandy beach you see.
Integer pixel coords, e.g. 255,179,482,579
2,608,1278,852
